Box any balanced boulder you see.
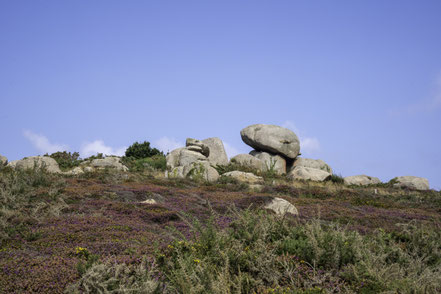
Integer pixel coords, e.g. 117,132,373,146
186,138,209,157
241,124,300,159
288,166,331,182
202,137,229,166
250,151,286,175
344,175,381,186
392,176,429,191
14,156,61,173
230,154,265,172
291,158,332,174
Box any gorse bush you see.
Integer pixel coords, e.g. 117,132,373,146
125,141,163,159
46,151,81,171
68,208,441,293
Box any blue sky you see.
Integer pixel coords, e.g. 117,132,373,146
1,1,440,189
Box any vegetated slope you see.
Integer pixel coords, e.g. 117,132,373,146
0,168,440,293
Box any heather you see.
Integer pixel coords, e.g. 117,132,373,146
0,167,440,293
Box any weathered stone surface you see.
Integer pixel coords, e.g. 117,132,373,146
7,160,18,168
91,156,128,171
240,124,300,159
166,147,185,169
185,161,220,183
179,149,207,167
344,175,381,186
264,197,298,216
15,156,61,173
166,166,186,179
222,171,263,184
140,199,157,204
231,154,265,171
392,176,429,191
63,167,85,176
291,158,332,174
250,151,286,175
288,166,331,182
0,155,7,166
84,166,94,173
202,137,229,166
186,138,209,157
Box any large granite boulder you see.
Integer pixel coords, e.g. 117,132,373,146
185,161,219,183
0,155,7,166
90,156,128,171
264,197,298,216
344,175,381,186
179,149,207,166
250,151,286,175
241,124,300,159
288,166,331,182
166,147,185,169
222,171,263,184
392,176,429,191
230,154,265,172
202,137,229,166
14,156,61,173
291,158,332,174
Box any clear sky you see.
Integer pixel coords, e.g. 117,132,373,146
1,1,440,189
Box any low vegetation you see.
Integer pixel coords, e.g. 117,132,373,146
1,160,440,293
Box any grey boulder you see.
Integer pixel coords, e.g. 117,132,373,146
166,147,185,169
250,151,286,175
344,175,381,186
202,137,229,166
288,166,331,182
186,138,210,157
222,171,263,184
392,176,429,191
264,197,298,216
91,156,128,171
231,154,265,172
185,161,220,183
14,156,61,173
291,158,332,174
179,149,207,166
241,124,300,159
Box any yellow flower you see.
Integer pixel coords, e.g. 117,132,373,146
168,245,174,249
193,259,201,264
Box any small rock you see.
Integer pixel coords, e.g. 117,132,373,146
222,171,263,184
63,166,84,176
140,199,157,204
84,166,94,173
392,176,429,191
344,175,381,186
288,166,331,182
264,197,298,216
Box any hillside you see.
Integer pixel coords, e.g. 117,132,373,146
1,165,440,293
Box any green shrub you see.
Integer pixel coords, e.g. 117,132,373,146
46,151,81,171
125,141,162,159
328,174,344,184
123,154,167,172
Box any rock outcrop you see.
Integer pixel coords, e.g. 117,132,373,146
392,176,429,191
166,138,219,182
264,197,298,216
14,156,61,173
344,175,381,186
230,154,265,172
202,137,229,166
0,155,7,166
288,166,331,182
241,124,300,159
291,158,332,174
250,151,286,175
222,171,263,184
